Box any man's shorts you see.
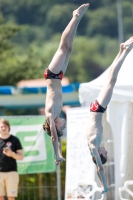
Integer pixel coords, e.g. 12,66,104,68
44,68,63,80
0,171,19,197
90,100,107,113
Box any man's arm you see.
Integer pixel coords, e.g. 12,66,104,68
12,149,23,160
58,137,62,157
3,148,23,160
92,148,108,193
48,114,66,164
58,137,66,161
49,115,60,160
96,168,104,187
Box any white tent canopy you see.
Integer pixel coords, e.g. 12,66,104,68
79,49,133,200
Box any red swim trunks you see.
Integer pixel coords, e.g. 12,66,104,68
44,68,63,80
90,100,107,113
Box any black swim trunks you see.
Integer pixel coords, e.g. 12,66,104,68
44,68,63,80
90,100,107,113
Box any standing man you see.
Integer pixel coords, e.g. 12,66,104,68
0,118,23,200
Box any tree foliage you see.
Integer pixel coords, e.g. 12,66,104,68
0,14,21,85
0,0,133,85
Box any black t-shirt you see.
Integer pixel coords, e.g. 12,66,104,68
0,134,22,172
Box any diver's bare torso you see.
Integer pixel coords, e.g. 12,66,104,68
45,79,62,120
87,112,103,148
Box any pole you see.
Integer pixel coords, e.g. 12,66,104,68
57,164,61,200
117,0,124,44
0,107,4,116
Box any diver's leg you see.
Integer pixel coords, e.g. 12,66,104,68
97,39,133,108
48,4,90,74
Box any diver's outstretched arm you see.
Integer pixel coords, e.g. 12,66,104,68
92,148,108,193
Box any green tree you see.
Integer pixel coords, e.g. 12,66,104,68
123,1,133,38
0,15,44,85
86,4,118,38
65,36,119,82
0,0,133,85
0,14,22,85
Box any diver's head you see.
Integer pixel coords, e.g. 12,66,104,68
92,147,108,165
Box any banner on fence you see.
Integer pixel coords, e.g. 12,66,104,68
5,116,55,174
65,107,95,200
